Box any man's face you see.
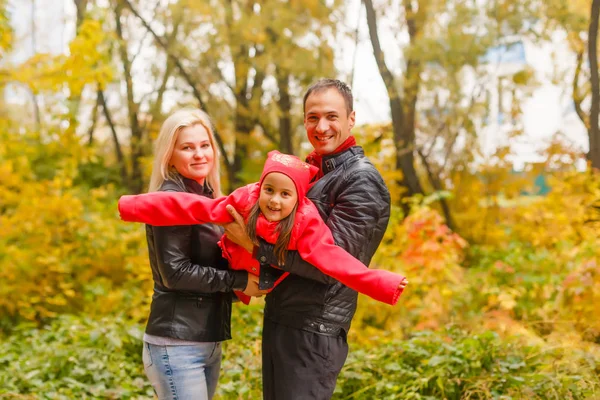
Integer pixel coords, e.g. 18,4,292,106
304,88,356,155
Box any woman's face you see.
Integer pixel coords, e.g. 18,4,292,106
169,124,214,184
259,172,298,222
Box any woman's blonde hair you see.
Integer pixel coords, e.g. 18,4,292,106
148,109,221,195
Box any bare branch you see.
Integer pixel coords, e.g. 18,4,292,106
573,50,590,130
362,0,402,106
121,0,231,166
130,0,160,65
571,50,590,130
87,89,101,146
589,0,600,168
98,89,128,184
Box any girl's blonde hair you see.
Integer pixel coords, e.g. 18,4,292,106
148,109,221,196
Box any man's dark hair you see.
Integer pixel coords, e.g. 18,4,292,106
303,79,353,116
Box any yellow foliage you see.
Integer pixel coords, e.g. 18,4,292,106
353,205,468,338
9,19,113,95
64,19,114,93
395,206,468,330
355,123,407,203
0,1,11,59
0,127,150,325
509,172,600,247
559,256,600,341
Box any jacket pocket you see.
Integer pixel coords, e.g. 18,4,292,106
142,342,154,368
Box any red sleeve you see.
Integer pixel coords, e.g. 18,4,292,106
118,186,253,226
295,213,405,305
220,238,260,273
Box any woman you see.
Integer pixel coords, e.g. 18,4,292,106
141,109,259,400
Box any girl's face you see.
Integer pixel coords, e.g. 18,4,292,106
169,124,214,184
259,172,298,222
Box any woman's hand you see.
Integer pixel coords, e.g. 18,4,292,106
222,205,254,252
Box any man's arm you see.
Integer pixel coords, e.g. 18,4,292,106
273,166,391,280
222,205,337,285
224,166,391,285
257,239,338,284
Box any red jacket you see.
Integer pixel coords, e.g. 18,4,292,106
119,183,405,305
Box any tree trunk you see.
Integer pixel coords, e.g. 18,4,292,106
589,0,600,169
390,98,423,197
121,0,233,185
98,90,128,185
66,0,89,135
114,2,144,193
402,55,424,196
277,73,293,154
363,0,423,200
73,0,88,29
418,149,455,231
232,97,253,189
87,90,101,146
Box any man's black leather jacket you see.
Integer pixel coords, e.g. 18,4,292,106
145,177,248,342
258,147,391,337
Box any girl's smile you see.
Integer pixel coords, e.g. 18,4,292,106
259,172,298,222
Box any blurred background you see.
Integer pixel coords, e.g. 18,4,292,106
1,0,599,398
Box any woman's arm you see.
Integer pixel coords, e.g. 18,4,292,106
150,224,249,293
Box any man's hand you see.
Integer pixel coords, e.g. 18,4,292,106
222,205,254,252
243,273,269,297
398,277,408,290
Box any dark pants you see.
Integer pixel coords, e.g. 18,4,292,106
262,318,348,400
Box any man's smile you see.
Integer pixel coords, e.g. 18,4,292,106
314,134,334,142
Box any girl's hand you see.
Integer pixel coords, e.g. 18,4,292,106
398,277,408,290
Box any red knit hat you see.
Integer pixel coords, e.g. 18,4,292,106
259,151,319,200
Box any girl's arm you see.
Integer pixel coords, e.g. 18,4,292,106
256,167,391,287
118,185,256,226
295,213,406,305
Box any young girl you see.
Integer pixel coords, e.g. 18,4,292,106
119,151,408,305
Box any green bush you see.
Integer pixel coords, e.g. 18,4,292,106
335,328,600,400
2,312,598,400
0,315,151,399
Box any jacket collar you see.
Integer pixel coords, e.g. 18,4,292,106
320,146,363,176
181,176,214,197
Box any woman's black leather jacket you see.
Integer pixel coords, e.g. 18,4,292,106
145,177,248,342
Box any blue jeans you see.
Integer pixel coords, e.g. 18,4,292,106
143,341,222,400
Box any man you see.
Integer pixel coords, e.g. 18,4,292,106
225,79,405,399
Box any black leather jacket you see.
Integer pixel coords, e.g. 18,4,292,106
145,177,248,342
258,146,391,337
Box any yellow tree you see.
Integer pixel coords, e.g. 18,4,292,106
122,0,338,190
362,0,537,227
